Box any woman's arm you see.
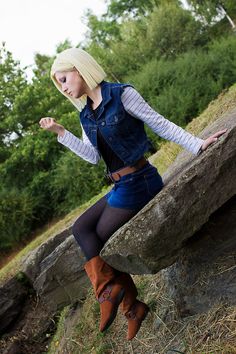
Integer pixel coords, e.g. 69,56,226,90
39,117,100,164
121,87,226,155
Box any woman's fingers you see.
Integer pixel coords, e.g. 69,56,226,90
201,129,227,151
211,129,227,139
39,117,56,129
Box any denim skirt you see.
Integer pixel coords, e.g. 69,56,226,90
105,162,164,211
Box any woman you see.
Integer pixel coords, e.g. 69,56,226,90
39,48,226,340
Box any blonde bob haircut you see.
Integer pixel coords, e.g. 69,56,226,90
50,48,106,112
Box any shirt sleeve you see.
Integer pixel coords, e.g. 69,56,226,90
57,126,101,164
121,86,204,155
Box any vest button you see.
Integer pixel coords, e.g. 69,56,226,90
101,121,105,126
114,116,118,122
109,137,112,141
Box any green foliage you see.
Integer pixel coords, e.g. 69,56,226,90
146,3,207,58
84,10,121,48
0,43,27,159
107,0,161,19
0,188,35,250
130,35,236,128
85,2,208,81
0,44,92,250
49,152,107,215
187,0,236,26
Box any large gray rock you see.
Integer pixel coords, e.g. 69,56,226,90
21,227,72,281
33,236,88,311
162,195,236,316
101,109,236,274
21,232,88,311
0,276,28,335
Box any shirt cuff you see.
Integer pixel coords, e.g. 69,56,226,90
57,129,70,144
196,140,204,155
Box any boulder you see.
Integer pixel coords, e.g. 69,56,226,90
21,233,88,312
0,276,28,334
21,227,72,281
33,236,88,311
162,196,236,316
101,109,236,274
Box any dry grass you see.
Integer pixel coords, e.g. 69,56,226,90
150,85,236,174
48,273,236,354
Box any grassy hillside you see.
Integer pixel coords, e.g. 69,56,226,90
1,84,236,353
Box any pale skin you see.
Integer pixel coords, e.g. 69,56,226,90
39,68,227,150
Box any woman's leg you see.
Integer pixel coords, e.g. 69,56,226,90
72,196,138,333
96,204,149,340
96,204,138,244
72,195,107,260
72,195,138,260
72,196,148,338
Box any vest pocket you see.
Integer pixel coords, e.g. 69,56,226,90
105,112,125,125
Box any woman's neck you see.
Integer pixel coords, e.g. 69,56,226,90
86,84,102,110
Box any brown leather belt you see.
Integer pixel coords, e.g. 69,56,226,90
108,157,148,182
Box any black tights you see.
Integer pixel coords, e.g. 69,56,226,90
72,195,139,261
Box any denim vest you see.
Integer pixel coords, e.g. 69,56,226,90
80,81,150,166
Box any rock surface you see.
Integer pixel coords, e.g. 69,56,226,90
21,227,73,281
101,109,236,274
21,235,88,311
0,276,29,334
162,195,236,316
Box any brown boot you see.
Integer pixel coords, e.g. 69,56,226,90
125,300,149,340
84,256,125,332
116,273,150,340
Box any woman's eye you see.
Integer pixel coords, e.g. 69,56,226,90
60,77,66,83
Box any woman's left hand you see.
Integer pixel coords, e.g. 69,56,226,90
201,129,227,152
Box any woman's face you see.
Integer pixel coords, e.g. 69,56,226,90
54,69,87,98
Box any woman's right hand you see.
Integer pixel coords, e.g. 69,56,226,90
39,117,65,137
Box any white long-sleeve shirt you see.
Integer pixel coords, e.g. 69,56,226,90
57,87,204,164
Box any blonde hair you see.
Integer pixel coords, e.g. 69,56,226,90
50,48,106,111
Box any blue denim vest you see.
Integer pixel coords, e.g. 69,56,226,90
80,81,150,165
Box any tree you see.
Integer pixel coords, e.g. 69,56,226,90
0,43,27,161
107,0,161,19
146,3,207,58
187,0,236,28
84,10,121,48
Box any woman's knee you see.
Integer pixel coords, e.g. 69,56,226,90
72,216,87,243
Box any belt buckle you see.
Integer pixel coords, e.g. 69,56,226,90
107,172,121,183
109,173,116,183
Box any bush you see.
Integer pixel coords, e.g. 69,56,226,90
130,35,236,132
49,151,107,215
0,188,35,251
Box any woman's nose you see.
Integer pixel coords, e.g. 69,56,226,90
62,84,68,93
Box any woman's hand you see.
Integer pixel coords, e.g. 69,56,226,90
200,129,227,152
39,117,65,137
